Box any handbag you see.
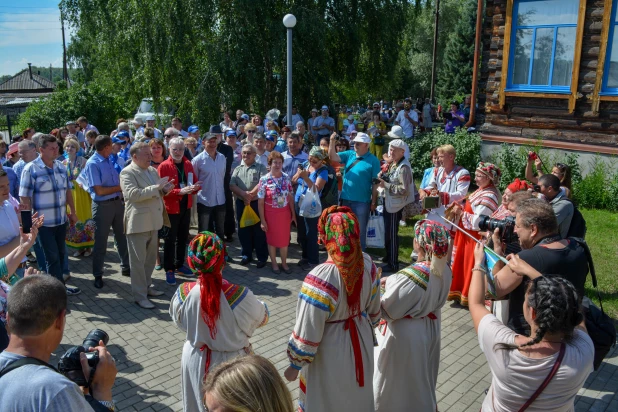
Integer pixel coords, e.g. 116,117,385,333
366,212,385,249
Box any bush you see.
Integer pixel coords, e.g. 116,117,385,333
16,82,133,135
489,142,618,211
405,128,481,178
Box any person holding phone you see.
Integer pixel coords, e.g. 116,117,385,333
444,101,465,134
394,100,418,139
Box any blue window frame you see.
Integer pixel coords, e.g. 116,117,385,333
507,0,579,93
601,0,618,95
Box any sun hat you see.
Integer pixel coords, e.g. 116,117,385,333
387,125,404,139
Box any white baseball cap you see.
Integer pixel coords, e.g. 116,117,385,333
352,132,371,143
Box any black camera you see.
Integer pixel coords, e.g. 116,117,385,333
58,329,109,387
478,215,517,244
333,134,341,141
298,163,304,171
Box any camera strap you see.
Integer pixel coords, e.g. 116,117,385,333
0,356,58,379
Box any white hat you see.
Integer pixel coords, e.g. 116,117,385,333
389,139,410,158
388,125,404,139
352,132,371,144
311,108,318,113
145,115,155,121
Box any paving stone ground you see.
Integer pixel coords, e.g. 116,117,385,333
52,232,618,412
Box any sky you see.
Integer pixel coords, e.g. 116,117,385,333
0,0,72,77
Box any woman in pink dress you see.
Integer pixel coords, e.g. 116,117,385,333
257,152,297,274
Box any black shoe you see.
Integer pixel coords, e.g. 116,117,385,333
225,235,234,242
256,261,267,269
381,256,389,263
297,258,309,267
121,269,130,277
240,257,251,266
94,277,104,289
226,255,234,263
381,264,399,273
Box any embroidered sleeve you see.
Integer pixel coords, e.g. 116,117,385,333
368,258,382,327
226,280,269,336
462,191,500,230
447,168,470,204
287,273,339,369
169,282,197,332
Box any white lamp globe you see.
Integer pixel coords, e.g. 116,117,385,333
283,14,297,28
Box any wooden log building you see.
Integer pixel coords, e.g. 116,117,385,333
479,0,618,155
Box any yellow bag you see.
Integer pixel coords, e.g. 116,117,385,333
239,205,260,228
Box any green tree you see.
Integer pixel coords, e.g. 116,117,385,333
60,0,409,125
16,83,133,134
436,0,478,102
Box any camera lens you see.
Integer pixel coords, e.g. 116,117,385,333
83,329,109,349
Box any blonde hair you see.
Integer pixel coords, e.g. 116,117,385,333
244,123,257,132
63,138,80,151
437,144,456,156
185,137,197,146
203,355,294,412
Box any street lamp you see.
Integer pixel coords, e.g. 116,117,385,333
283,14,296,127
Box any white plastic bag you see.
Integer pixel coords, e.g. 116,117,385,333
366,212,385,249
299,186,322,218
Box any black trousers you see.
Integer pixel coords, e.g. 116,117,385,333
384,209,403,269
200,203,226,240
164,205,191,272
224,188,235,237
295,202,307,250
236,199,268,262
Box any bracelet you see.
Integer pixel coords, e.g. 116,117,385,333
471,266,487,275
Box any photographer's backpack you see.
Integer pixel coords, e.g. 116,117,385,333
571,238,616,370
565,199,587,239
319,165,339,208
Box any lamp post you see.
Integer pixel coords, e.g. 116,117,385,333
283,14,296,127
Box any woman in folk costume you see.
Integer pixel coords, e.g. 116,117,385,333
374,220,452,412
448,162,501,306
284,206,381,412
169,232,270,412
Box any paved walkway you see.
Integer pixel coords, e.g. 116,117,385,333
52,233,618,411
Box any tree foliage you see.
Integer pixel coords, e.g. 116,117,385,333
436,0,477,102
61,0,409,125
16,83,133,134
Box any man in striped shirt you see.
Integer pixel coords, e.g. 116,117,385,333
19,134,81,296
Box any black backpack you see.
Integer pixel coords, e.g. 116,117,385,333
564,198,587,239
318,165,339,208
570,238,616,370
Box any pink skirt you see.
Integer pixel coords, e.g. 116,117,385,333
264,202,291,248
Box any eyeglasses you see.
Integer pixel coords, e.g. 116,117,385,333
246,130,256,133
164,134,173,138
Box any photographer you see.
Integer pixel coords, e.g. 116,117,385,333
377,139,417,272
491,198,588,335
0,275,117,411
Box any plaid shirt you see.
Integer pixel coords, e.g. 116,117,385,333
19,157,69,227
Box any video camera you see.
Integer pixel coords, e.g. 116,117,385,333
58,329,109,387
478,215,517,244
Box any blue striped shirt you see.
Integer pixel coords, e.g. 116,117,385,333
83,152,122,201
19,157,69,227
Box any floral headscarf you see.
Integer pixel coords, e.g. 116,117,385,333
309,146,328,161
318,206,364,316
414,219,451,277
476,162,501,186
187,231,227,338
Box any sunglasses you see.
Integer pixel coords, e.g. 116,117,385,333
164,134,173,138
247,130,256,133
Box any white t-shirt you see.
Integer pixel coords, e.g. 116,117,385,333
478,314,594,412
395,109,418,138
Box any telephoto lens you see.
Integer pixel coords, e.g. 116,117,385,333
58,329,109,387
83,329,109,349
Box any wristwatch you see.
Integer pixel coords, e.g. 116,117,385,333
98,400,116,411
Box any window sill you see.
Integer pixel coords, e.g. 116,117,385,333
504,90,571,99
598,95,618,101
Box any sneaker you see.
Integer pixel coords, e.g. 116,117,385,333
175,266,195,277
63,273,71,282
399,220,407,227
83,249,92,257
66,286,81,296
166,271,177,286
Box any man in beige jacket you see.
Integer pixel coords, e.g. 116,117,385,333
120,142,172,309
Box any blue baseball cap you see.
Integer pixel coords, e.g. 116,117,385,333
112,138,124,144
266,130,278,138
188,125,199,133
225,129,237,137
116,130,130,139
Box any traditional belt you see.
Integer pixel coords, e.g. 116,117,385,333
326,312,367,387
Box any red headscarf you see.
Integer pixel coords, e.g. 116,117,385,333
318,206,364,316
187,231,227,339
507,178,532,193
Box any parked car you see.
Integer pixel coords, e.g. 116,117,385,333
132,98,176,129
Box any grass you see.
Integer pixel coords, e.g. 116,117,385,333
370,208,618,319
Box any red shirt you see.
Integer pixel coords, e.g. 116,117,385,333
158,156,195,214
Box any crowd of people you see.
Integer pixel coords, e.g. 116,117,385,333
0,100,599,412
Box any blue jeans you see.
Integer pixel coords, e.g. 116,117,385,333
340,199,371,251
304,216,320,264
36,223,67,284
63,245,70,275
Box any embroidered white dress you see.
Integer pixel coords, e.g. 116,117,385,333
373,261,453,412
169,280,269,412
287,253,381,412
425,165,470,228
